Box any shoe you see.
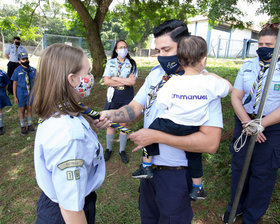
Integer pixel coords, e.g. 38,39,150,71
0,127,4,135
132,164,154,179
104,149,112,161
222,210,243,224
28,125,35,132
119,151,129,164
189,187,206,201
21,126,28,135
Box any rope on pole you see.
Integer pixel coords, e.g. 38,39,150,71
228,27,280,224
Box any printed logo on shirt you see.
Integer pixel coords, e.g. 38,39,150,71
18,72,24,76
57,159,84,170
274,84,280,91
171,94,208,100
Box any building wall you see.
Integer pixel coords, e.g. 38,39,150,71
189,19,258,58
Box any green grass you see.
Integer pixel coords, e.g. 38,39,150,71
0,57,279,224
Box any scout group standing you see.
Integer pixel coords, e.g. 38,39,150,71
0,37,35,135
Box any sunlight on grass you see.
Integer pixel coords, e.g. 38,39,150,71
11,145,31,156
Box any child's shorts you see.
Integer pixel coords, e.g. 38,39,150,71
0,89,12,109
16,87,31,107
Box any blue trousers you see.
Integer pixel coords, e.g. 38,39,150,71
36,191,96,224
227,115,280,224
139,168,193,224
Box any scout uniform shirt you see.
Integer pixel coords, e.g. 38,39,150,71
11,65,36,93
0,70,12,108
34,114,106,211
5,44,27,63
103,58,138,78
234,57,280,115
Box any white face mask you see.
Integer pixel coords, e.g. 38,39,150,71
75,74,94,97
117,48,128,58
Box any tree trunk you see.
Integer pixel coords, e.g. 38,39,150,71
1,31,4,58
137,42,142,57
67,0,112,78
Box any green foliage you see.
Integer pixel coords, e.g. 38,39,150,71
248,0,280,22
114,0,197,49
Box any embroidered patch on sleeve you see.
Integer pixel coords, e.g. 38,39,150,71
57,159,84,170
74,169,80,180
66,171,74,180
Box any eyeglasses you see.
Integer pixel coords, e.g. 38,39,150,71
262,23,280,29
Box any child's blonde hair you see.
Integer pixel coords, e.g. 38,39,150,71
32,43,86,119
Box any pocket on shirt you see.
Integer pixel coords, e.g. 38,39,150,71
270,73,280,97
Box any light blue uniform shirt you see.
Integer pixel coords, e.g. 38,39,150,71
234,57,280,115
5,44,27,63
34,114,105,211
134,65,223,167
103,58,138,78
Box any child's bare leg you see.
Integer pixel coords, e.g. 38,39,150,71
192,177,202,185
19,107,25,126
143,156,152,163
132,153,154,179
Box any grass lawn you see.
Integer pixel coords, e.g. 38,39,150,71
0,57,279,224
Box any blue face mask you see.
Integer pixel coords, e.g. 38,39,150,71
157,55,180,75
256,47,274,61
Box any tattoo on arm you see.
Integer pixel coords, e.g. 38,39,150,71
113,105,135,122
124,105,135,121
114,110,126,120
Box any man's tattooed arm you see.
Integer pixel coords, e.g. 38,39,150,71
111,101,143,123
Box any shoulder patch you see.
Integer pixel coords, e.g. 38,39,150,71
151,64,161,71
57,159,84,170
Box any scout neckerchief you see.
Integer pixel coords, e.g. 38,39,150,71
144,70,183,117
243,60,270,107
117,58,125,77
38,102,134,135
25,68,30,95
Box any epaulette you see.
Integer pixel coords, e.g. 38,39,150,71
151,64,161,71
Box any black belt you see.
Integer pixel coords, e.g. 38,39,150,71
152,165,188,170
247,113,265,119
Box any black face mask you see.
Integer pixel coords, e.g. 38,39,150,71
157,54,180,75
21,61,29,67
15,42,20,46
256,47,274,61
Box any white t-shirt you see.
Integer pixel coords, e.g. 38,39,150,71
157,74,229,126
134,66,224,166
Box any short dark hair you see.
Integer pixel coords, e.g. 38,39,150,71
258,23,279,38
13,36,21,41
153,19,190,43
178,36,207,67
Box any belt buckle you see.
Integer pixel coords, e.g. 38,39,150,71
117,86,125,90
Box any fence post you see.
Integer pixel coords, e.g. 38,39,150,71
217,38,221,58
242,39,247,59
226,28,233,58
